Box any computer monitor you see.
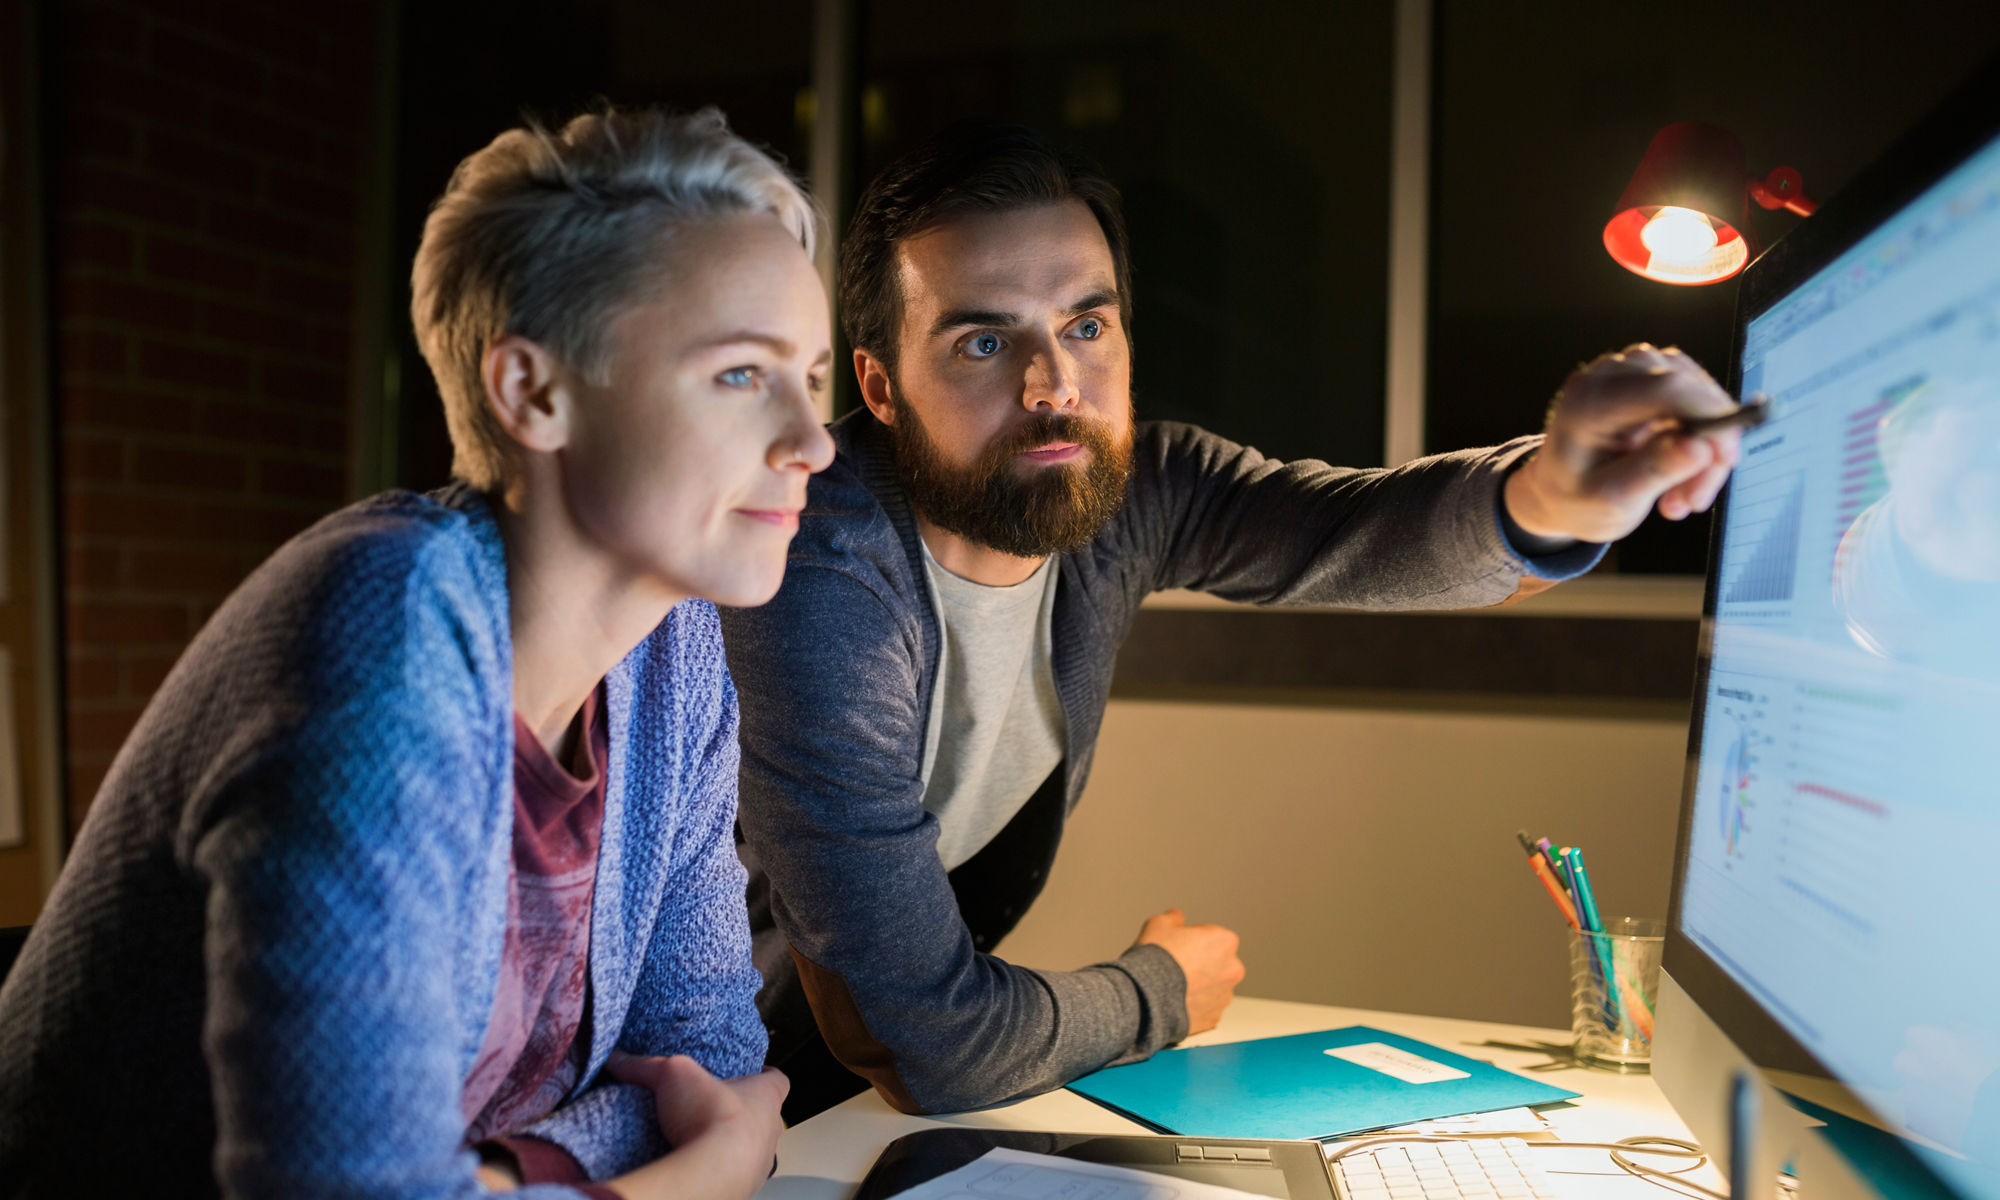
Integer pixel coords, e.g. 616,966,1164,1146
1658,55,2000,1200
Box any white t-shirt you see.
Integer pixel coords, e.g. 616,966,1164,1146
916,543,1068,870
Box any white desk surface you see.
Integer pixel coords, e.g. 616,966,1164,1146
759,995,1725,1200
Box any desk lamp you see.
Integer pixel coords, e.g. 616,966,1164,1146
1603,121,1816,284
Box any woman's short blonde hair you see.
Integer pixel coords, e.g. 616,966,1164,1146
410,107,818,490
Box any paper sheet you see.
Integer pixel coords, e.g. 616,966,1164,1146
890,1147,1271,1200
1322,1042,1471,1085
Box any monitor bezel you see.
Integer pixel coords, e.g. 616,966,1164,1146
1665,48,2000,1196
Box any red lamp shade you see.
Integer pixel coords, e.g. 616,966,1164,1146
1603,122,1755,285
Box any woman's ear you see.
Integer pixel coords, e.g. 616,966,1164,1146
483,335,571,454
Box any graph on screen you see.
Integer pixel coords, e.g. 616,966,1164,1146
1722,470,1805,605
1718,724,1754,857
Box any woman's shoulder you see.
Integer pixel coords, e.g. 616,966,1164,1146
178,487,511,699
279,485,502,593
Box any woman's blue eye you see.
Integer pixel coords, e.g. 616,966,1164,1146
1074,318,1103,340
966,333,1002,358
719,366,758,388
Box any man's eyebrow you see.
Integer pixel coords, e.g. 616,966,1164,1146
928,308,1018,339
1063,288,1122,317
925,289,1123,340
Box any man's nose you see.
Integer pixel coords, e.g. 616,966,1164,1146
1021,339,1080,412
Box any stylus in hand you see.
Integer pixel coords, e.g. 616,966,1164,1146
1680,392,1775,435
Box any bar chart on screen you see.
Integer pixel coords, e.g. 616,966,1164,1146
1720,468,1805,608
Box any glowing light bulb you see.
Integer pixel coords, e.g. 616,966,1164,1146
1640,206,1720,264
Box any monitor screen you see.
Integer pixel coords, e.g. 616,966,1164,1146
1677,94,2000,1197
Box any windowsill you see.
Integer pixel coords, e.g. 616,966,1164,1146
1141,573,1706,620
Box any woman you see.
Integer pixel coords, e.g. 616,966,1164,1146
0,107,834,1199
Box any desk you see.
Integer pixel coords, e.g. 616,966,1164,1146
759,996,1725,1200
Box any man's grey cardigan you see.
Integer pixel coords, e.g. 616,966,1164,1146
720,410,1600,1115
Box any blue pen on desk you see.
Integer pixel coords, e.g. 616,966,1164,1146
1562,847,1605,933
1561,846,1620,1028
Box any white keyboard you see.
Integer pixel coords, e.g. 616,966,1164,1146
1330,1138,1560,1200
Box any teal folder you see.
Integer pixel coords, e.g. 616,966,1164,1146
1068,1025,1580,1142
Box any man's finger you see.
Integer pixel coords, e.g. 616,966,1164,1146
1680,458,1735,515
1197,923,1241,953
1575,370,1737,430
1558,350,1737,438
1595,342,1669,371
1588,432,1714,509
1656,451,1735,519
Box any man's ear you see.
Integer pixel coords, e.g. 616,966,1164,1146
483,335,570,455
855,348,897,426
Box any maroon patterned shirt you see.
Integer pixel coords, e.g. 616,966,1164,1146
462,684,620,1195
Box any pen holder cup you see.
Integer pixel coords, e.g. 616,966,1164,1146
1568,916,1665,1073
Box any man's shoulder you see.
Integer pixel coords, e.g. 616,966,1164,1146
1098,419,1263,535
783,413,918,589
801,450,895,545
1129,419,1264,477
720,422,926,676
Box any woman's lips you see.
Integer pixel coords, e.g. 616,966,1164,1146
736,508,801,531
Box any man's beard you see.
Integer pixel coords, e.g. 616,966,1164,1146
889,392,1135,559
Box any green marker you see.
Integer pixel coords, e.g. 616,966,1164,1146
1535,836,1568,889
1561,846,1605,933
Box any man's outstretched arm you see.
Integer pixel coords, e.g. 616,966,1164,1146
1128,345,1741,610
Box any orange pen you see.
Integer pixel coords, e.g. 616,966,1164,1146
1517,830,1580,929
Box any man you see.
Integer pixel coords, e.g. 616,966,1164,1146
720,123,1741,1120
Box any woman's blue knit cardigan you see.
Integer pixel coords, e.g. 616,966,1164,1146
0,486,767,1198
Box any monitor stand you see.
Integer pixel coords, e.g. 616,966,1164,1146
1656,971,1884,1199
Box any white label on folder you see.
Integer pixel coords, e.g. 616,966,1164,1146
1323,1042,1470,1084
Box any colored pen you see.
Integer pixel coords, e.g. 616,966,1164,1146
1560,847,1605,933
1534,837,1569,890
1516,831,1579,929
1561,846,1620,1029
1565,847,1654,1038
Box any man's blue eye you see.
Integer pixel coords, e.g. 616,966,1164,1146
967,333,1002,358
719,366,757,388
1075,318,1103,340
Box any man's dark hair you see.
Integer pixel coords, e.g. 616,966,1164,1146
838,122,1133,380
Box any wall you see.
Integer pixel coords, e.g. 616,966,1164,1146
1000,697,1691,1031
0,1,66,926
48,0,380,823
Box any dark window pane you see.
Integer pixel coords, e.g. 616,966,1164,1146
861,1,1393,469
389,0,812,491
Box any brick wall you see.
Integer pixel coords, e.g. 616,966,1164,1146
49,1,379,823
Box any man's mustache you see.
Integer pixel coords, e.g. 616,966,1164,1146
985,413,1115,464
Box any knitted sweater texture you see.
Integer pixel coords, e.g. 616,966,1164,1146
0,486,765,1198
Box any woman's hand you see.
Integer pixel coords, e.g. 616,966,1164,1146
601,1053,789,1200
